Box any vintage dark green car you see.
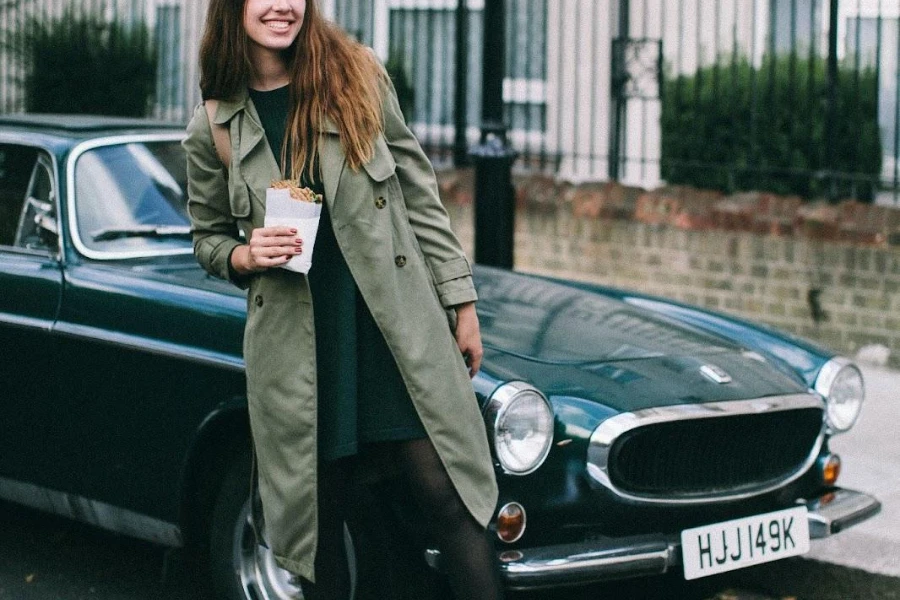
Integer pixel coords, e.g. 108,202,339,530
0,114,881,599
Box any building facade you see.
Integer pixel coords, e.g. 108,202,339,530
1,0,897,198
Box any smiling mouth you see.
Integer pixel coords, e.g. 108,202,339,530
264,21,293,31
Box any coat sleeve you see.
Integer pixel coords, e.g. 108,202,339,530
379,75,478,308
183,103,250,289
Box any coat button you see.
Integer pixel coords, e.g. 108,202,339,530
394,255,407,268
254,295,264,307
375,196,387,209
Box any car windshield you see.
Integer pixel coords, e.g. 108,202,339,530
73,140,192,255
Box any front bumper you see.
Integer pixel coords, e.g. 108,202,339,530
497,488,880,590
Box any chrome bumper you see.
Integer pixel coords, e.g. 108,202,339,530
496,488,881,590
806,488,882,538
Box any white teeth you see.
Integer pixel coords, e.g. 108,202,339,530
265,21,291,30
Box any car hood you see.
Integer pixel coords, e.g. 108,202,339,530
474,267,807,412
97,259,807,411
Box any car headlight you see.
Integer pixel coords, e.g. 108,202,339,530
484,382,554,475
814,358,864,433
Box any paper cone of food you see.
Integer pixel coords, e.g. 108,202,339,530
264,182,323,274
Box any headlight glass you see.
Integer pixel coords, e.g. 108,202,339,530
487,383,554,475
815,359,864,433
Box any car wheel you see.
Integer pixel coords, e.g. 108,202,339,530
208,452,356,600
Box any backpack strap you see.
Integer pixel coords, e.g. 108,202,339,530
204,100,232,170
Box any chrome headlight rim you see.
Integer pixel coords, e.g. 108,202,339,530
813,357,865,434
483,381,554,476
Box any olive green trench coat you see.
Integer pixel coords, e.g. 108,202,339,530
183,78,499,580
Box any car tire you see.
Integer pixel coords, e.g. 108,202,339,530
208,451,357,600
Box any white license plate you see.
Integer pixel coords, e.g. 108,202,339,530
680,506,810,580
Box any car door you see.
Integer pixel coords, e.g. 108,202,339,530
0,144,69,489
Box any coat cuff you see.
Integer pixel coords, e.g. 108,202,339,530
195,236,251,290
436,275,478,308
226,245,255,290
431,256,472,284
430,256,478,307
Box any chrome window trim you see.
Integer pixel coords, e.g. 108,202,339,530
0,141,63,260
54,321,245,372
66,133,193,261
587,393,827,505
0,475,182,547
0,245,60,260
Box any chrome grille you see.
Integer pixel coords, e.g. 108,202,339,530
587,394,826,504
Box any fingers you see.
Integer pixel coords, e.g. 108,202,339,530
453,304,483,377
252,226,302,248
457,336,484,378
247,227,303,270
465,345,483,377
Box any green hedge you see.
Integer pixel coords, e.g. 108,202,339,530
9,9,156,117
384,52,415,124
661,55,881,200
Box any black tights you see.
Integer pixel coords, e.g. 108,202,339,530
299,438,504,600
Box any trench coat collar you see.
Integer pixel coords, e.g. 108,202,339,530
214,88,345,215
213,88,342,133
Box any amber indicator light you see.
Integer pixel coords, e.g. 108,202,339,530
496,502,526,543
823,454,842,486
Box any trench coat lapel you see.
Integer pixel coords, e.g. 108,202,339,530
215,91,281,217
240,101,281,216
317,118,346,217
220,90,346,218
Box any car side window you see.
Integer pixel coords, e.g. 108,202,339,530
14,155,57,251
0,144,57,253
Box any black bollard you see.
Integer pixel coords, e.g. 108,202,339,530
471,0,516,269
471,131,516,269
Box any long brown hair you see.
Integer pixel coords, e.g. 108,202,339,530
199,0,386,180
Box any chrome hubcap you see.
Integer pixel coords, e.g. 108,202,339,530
234,500,305,600
232,499,356,600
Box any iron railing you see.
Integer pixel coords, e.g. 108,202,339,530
0,0,897,203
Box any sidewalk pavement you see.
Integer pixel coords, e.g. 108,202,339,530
805,363,900,577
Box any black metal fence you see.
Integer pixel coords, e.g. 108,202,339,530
333,0,898,203
1,0,897,203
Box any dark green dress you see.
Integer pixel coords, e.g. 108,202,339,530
249,86,426,463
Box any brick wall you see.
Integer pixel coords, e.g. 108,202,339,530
439,171,900,367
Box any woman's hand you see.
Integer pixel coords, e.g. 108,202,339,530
454,302,483,378
231,226,302,274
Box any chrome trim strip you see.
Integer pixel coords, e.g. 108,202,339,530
483,381,554,475
0,475,182,547
54,321,245,372
806,488,881,538
499,539,672,590
0,312,53,332
587,394,827,505
65,133,194,261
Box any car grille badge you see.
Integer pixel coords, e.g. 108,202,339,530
700,364,732,384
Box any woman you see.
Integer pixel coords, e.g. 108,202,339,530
183,0,502,598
